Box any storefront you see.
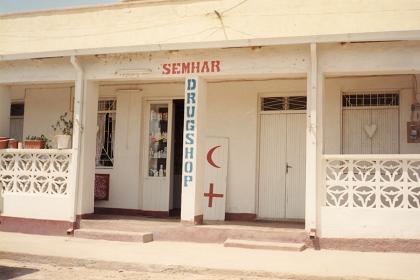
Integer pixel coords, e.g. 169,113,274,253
0,1,420,249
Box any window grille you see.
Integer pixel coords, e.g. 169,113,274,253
96,100,117,168
342,92,399,108
261,96,307,111
10,103,24,117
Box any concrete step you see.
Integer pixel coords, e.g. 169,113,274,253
224,238,306,251
74,229,153,243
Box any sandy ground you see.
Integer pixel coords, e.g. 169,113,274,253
1,232,418,280
0,252,384,280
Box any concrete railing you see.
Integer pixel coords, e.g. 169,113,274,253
323,154,420,209
0,149,75,221
0,149,72,195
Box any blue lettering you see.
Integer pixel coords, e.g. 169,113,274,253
185,133,194,144
184,161,193,173
187,79,197,91
185,147,194,160
184,175,193,187
186,119,195,131
187,91,196,104
186,105,195,118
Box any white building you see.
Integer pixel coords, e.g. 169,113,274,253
0,0,420,251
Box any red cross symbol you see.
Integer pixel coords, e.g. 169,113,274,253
204,183,224,208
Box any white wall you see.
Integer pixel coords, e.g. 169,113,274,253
10,85,73,147
1,193,74,222
95,90,142,210
2,0,420,56
0,86,11,137
320,208,420,239
324,75,420,154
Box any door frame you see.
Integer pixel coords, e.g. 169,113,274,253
256,91,307,221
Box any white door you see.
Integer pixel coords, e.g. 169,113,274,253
258,113,306,220
9,117,24,141
142,101,173,212
342,108,399,154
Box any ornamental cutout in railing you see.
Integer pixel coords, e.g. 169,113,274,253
0,150,72,195
324,157,420,209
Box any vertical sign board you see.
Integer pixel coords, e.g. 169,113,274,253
183,78,197,188
203,137,229,221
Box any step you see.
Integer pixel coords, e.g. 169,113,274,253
224,238,306,251
74,229,153,243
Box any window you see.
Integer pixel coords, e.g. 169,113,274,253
261,96,307,111
9,103,24,141
96,100,117,168
342,92,399,108
10,103,25,117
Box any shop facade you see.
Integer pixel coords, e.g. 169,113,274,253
0,1,420,247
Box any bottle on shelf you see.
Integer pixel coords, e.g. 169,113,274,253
159,165,164,177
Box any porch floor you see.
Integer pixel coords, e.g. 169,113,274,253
79,215,307,244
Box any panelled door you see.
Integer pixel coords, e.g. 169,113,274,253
258,112,306,220
342,92,400,154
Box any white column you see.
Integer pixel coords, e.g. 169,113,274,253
0,86,11,137
181,76,207,225
69,56,99,221
76,81,99,216
305,43,324,233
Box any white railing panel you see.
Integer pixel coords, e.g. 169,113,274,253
0,149,72,196
323,154,420,209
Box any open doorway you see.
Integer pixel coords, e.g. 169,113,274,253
170,99,184,216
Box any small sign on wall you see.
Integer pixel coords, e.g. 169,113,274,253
407,121,420,143
203,137,229,221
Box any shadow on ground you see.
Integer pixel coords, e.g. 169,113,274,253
0,265,38,280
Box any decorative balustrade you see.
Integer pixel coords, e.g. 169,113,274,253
324,155,420,209
0,149,72,196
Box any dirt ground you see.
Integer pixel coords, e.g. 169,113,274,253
0,252,385,280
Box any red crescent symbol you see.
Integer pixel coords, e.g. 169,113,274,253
207,145,221,168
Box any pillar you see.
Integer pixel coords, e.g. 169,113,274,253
305,43,324,233
0,85,10,212
0,86,11,137
76,81,99,216
181,76,207,225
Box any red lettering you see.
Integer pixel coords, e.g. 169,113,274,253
201,61,210,73
192,62,200,73
182,62,191,74
211,60,221,72
162,63,170,75
172,63,181,74
163,61,221,74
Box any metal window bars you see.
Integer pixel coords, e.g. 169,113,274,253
342,92,399,108
261,96,307,111
96,100,117,168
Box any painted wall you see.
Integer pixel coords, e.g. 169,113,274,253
2,0,420,56
1,193,74,221
0,86,11,137
320,207,420,239
324,75,420,154
10,85,73,148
